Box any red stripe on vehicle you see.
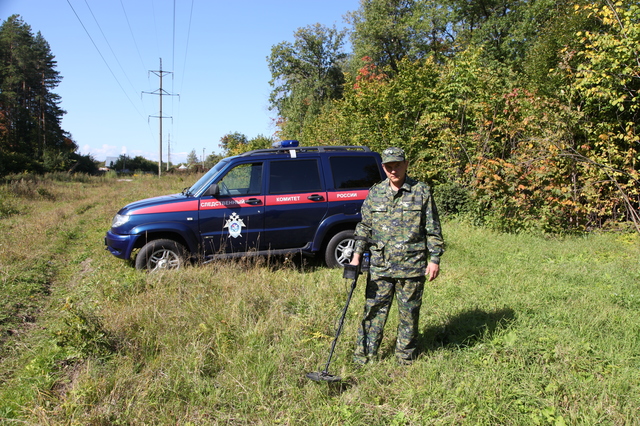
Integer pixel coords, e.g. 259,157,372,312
265,192,328,206
132,200,199,215
327,190,369,202
200,196,265,210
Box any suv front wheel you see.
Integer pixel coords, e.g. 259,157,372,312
324,230,356,268
135,239,186,271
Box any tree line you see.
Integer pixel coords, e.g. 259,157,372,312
0,15,97,176
265,0,639,233
3,2,638,233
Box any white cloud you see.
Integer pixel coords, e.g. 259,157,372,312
80,144,121,161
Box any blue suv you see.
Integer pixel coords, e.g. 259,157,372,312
105,141,384,271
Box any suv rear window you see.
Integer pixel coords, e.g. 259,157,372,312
330,156,381,189
269,159,322,194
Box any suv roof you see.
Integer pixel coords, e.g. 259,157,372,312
237,145,372,157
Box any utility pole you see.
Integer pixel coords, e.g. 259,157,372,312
143,58,178,176
167,134,171,172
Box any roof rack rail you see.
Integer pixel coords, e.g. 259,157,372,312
238,145,372,157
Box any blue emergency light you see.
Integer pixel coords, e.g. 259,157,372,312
272,140,299,148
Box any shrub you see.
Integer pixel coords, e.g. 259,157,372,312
433,182,473,218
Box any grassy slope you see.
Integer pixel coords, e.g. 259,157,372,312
0,175,639,425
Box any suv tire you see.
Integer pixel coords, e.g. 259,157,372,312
325,230,356,268
135,239,186,271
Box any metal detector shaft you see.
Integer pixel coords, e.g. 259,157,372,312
306,255,369,382
320,275,358,375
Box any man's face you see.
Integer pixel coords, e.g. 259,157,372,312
382,160,408,187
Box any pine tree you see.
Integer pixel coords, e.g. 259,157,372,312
0,14,70,174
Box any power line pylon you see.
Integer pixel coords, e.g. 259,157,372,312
143,58,178,176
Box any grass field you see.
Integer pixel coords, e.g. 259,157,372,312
0,174,639,425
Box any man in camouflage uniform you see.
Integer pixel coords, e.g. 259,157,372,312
350,147,444,365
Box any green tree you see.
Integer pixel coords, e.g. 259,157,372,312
562,1,640,229
246,134,274,151
347,0,454,72
113,155,157,173
68,152,99,174
303,56,443,179
268,23,347,138
186,149,199,167
518,0,594,96
205,153,223,169
286,0,640,232
218,132,248,156
0,15,69,174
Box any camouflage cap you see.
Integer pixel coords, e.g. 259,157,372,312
381,147,406,163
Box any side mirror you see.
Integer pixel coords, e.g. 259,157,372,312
203,183,219,197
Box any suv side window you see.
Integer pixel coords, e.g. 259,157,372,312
269,159,322,194
330,156,381,189
218,163,263,196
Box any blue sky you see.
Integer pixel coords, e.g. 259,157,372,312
0,0,360,164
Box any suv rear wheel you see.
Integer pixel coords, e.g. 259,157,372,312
135,239,186,271
325,230,356,268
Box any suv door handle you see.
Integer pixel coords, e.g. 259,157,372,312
307,194,325,201
246,198,262,205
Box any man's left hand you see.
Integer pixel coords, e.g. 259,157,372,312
426,262,439,281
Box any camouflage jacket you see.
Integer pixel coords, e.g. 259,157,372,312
354,176,444,278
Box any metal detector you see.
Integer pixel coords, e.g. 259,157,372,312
306,254,369,383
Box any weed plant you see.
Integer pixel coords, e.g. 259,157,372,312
0,175,638,425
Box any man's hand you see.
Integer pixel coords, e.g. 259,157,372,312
426,261,439,281
350,252,361,267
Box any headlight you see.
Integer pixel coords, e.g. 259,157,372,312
111,214,130,228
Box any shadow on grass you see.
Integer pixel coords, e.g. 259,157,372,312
418,307,516,352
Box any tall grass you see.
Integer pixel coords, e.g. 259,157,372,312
0,175,638,425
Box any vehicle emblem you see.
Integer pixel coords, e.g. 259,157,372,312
224,212,246,238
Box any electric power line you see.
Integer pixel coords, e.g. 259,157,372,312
68,0,194,164
172,0,176,79
66,0,145,119
82,0,140,97
170,0,177,156
178,0,195,97
119,0,147,74
172,0,196,157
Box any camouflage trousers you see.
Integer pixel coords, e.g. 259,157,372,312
354,275,425,364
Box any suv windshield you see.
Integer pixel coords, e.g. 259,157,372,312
186,159,229,196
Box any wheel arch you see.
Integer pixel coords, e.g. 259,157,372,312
317,221,357,255
130,227,198,260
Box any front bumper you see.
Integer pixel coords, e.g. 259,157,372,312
105,230,137,260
